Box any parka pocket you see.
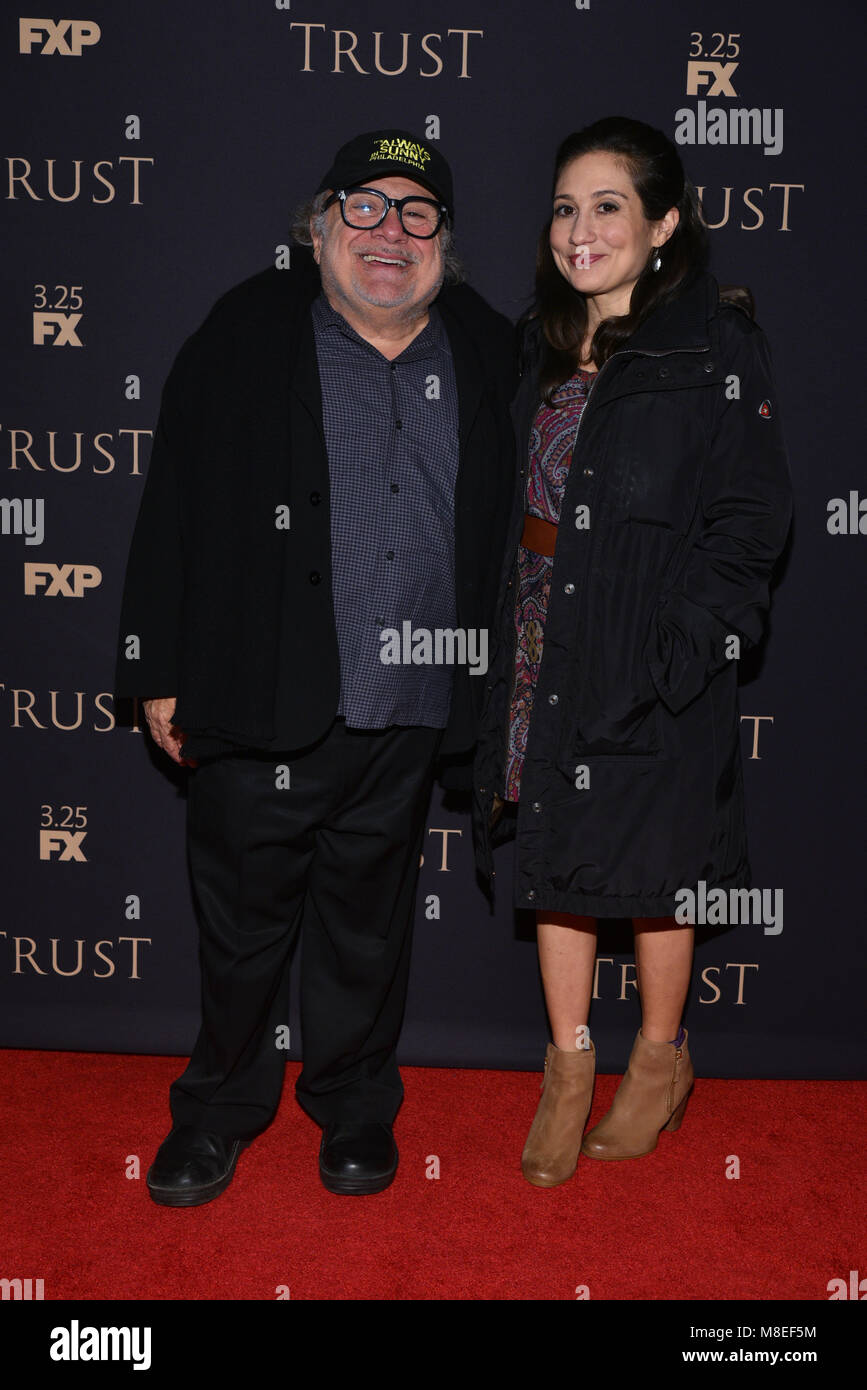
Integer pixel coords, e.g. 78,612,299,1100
605,394,706,535
564,701,668,768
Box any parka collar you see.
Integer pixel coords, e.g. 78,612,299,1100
624,269,719,353
518,268,721,372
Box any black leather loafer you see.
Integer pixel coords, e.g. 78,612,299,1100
318,1122,398,1195
146,1126,249,1207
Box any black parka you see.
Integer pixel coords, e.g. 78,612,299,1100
472,270,792,916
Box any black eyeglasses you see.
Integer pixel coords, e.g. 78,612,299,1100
324,187,448,239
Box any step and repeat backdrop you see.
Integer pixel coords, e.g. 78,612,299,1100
1,1,863,1078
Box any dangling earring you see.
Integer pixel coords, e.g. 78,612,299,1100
651,249,662,272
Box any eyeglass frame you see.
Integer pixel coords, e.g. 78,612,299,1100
323,186,450,239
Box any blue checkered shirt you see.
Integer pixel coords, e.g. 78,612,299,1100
312,292,460,729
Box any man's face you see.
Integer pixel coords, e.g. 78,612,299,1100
312,175,446,319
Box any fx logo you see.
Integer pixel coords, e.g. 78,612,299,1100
19,19,101,55
686,60,738,97
33,312,83,347
24,563,101,597
40,830,87,861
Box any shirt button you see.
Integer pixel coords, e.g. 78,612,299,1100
309,571,321,585
309,491,321,505
548,693,558,705
395,419,402,430
390,483,400,493
527,889,536,901
385,550,395,561
583,466,594,477
564,582,575,595
532,801,541,812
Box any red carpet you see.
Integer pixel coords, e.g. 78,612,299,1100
1,1050,862,1301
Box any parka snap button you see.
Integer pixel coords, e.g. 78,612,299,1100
704,362,715,372
548,693,558,705
479,786,486,794
564,582,575,595
527,890,536,901
583,466,594,477
532,801,542,812
658,366,670,379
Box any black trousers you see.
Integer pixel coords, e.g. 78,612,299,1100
169,719,442,1139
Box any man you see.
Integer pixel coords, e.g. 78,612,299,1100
114,130,517,1203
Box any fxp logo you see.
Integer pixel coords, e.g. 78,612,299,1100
24,563,101,597
19,19,101,55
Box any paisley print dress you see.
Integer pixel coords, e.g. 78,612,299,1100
504,369,595,801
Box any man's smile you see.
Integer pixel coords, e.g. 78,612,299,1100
359,252,412,266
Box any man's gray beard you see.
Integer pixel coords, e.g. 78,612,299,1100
319,246,444,322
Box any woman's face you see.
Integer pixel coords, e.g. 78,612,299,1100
549,151,678,310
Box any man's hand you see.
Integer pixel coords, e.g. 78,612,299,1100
143,697,197,767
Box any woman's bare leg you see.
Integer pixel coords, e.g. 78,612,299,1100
536,912,598,1049
632,916,694,1041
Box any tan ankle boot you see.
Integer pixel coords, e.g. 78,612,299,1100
521,1040,596,1187
581,1029,693,1161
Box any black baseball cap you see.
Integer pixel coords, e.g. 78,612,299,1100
317,129,454,218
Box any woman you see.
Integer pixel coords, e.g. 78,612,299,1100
472,117,792,1187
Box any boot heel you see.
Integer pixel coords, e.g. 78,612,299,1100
663,1088,691,1133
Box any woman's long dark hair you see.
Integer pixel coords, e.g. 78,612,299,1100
534,116,709,401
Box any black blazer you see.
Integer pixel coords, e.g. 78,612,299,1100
114,248,518,784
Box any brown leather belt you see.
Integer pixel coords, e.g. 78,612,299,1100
521,513,558,557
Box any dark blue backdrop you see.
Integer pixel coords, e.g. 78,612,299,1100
2,0,864,1078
